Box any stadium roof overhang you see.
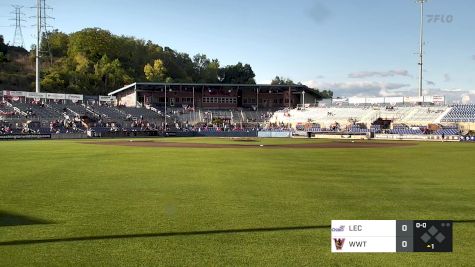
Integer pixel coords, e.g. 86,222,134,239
108,82,320,97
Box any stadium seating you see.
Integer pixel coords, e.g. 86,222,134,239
269,105,460,132
434,125,459,135
441,105,475,122
1,98,471,137
389,128,423,135
11,102,64,121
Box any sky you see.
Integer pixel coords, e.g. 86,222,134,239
1,0,474,103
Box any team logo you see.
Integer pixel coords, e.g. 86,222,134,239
331,225,345,232
333,238,346,250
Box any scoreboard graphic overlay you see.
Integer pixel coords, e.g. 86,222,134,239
331,220,453,253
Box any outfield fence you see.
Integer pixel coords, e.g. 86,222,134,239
258,131,293,138
374,134,460,142
0,134,51,140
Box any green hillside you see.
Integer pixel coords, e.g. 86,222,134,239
0,30,332,98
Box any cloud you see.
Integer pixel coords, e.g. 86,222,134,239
472,55,475,60
303,80,475,104
303,80,410,97
424,88,475,104
304,79,475,103
426,80,436,86
315,75,325,79
348,70,412,79
444,74,451,82
306,2,332,24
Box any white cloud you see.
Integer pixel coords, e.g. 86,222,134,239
348,70,412,79
304,80,475,103
422,88,475,104
303,80,410,97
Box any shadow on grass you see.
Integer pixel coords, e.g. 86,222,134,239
1,220,474,247
0,211,53,227
0,225,330,246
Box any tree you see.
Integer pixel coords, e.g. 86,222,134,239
219,62,255,84
0,36,12,63
68,28,119,62
193,54,220,83
41,70,66,92
73,53,90,73
0,35,7,55
1,27,262,93
321,89,333,98
94,55,132,93
41,30,69,58
144,59,167,82
271,76,295,85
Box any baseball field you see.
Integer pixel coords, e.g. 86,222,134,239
0,138,474,266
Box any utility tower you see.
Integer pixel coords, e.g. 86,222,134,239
10,5,25,47
34,0,54,93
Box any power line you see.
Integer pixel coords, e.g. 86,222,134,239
39,0,55,65
30,0,55,93
39,0,54,34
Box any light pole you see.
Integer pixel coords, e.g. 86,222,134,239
35,0,41,93
302,91,306,110
192,86,195,111
164,84,167,130
192,86,195,123
256,88,259,112
417,0,427,98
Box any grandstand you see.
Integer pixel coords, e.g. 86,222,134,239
267,100,475,140
2,89,475,140
270,106,453,129
0,91,169,135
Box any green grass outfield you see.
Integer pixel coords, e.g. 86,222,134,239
0,138,474,266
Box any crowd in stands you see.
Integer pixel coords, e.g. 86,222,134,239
0,123,13,134
1,98,473,139
130,120,158,131
292,122,462,136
